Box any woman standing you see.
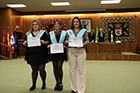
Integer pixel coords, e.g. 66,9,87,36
66,17,89,93
23,20,49,91
48,21,67,91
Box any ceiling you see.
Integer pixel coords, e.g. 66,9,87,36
0,0,140,13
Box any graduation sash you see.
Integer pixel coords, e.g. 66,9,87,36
49,31,66,44
26,30,47,38
67,29,87,38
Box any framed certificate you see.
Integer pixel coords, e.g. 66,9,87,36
27,37,41,47
50,43,64,54
69,38,83,47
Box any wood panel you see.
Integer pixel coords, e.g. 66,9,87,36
87,43,122,54
0,8,23,42
86,43,98,54
10,9,23,32
0,8,23,57
87,54,140,61
21,13,140,53
0,8,140,55
0,8,10,54
98,43,122,54
0,8,10,43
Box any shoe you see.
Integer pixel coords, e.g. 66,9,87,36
58,84,63,91
29,86,36,91
72,90,76,93
54,83,59,91
41,85,46,90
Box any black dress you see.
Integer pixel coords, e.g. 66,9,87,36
23,32,49,65
49,31,67,61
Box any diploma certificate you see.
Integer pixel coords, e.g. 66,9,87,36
69,38,83,47
27,37,41,47
50,43,64,54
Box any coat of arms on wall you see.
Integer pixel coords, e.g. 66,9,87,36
101,16,136,42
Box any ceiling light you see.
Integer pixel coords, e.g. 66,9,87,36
98,13,113,15
66,9,106,12
7,4,26,8
51,2,70,6
23,15,36,17
101,0,121,4
44,14,58,16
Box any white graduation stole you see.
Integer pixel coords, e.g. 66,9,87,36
67,29,87,38
49,31,67,44
26,30,47,38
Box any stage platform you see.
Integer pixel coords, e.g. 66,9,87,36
87,52,140,61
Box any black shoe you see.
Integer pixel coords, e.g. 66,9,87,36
72,90,76,93
41,85,46,90
29,86,36,91
58,84,63,91
54,83,59,91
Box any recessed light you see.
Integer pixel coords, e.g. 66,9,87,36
23,15,36,17
98,13,113,15
51,2,70,6
7,4,26,8
101,0,121,4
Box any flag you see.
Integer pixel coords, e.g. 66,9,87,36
10,28,15,54
7,27,10,52
95,26,98,42
2,28,7,54
14,29,17,53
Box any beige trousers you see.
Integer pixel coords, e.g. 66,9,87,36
68,48,86,93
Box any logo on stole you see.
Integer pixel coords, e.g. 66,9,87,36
51,32,53,34
69,31,72,34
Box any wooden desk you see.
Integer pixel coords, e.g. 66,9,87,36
87,43,122,54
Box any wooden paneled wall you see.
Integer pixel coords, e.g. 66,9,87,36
0,8,23,55
0,8,140,53
10,8,23,32
0,8,22,42
0,8,10,43
21,13,140,52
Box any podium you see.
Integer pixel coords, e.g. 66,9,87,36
87,43,122,54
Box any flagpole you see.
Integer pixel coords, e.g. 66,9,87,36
14,27,17,58
2,27,5,56
9,26,12,59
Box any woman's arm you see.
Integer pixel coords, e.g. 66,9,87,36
22,36,28,48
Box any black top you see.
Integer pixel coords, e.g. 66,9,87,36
49,31,67,61
23,32,49,65
88,32,95,42
98,32,105,42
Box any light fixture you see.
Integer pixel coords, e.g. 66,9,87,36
44,14,58,16
98,13,113,15
7,4,26,8
101,0,121,4
66,9,106,12
23,15,36,17
51,2,70,6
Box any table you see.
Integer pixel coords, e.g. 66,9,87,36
86,43,122,54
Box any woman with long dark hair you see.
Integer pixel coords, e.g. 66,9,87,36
66,17,89,93
48,21,67,91
23,20,49,91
